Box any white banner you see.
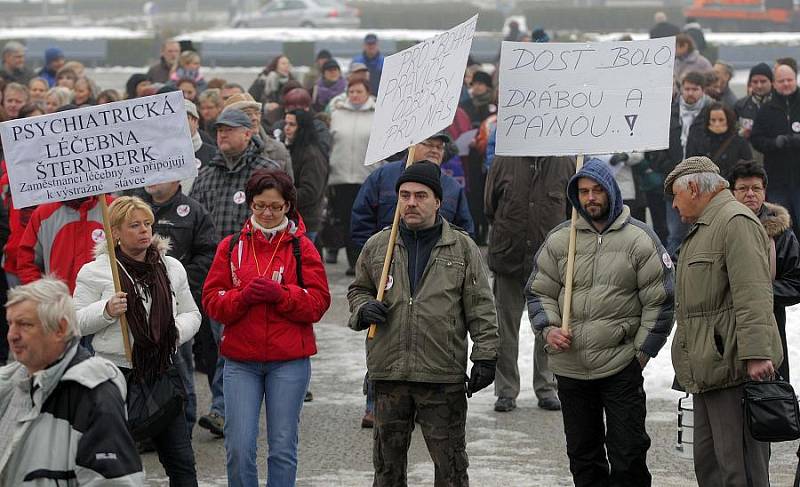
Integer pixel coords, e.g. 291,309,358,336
364,15,478,165
0,91,197,208
496,37,675,157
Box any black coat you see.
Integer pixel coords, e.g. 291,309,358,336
647,100,706,179
751,89,800,189
138,189,218,305
685,129,752,177
289,143,328,233
760,202,800,381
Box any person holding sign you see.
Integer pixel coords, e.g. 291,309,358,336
202,169,330,487
348,162,498,487
73,196,201,485
526,159,674,486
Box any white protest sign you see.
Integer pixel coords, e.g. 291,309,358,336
496,37,675,156
0,91,196,208
364,15,477,165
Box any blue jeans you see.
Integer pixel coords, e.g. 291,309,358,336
176,339,197,435
209,318,225,416
769,186,800,237
664,199,689,259
223,357,310,487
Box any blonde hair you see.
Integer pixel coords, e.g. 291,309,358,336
177,50,200,68
198,88,222,107
108,196,154,232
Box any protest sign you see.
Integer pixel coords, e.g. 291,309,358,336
496,37,675,157
363,15,477,165
0,91,196,208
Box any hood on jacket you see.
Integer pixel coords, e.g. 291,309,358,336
760,202,792,238
567,157,623,231
92,233,172,258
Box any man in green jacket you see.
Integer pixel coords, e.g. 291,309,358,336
348,161,498,487
665,156,783,486
527,158,674,486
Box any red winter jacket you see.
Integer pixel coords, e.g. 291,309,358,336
202,217,330,363
17,196,111,292
1,160,36,277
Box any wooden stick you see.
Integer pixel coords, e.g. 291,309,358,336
561,154,585,334
99,196,133,362
367,146,416,339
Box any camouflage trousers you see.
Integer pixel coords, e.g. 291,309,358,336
373,381,469,487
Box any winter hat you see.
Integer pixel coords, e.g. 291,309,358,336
322,59,340,72
531,27,550,43
316,49,332,61
125,73,149,99
749,62,774,83
663,156,720,195
44,47,64,65
223,92,261,113
396,161,443,200
214,108,252,129
471,71,493,89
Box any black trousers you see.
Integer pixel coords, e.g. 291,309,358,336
556,360,651,487
322,183,361,267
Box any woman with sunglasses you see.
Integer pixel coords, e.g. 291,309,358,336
202,169,331,487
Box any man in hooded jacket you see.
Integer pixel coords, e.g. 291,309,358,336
527,159,675,486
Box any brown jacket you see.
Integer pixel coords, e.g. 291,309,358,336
484,156,575,278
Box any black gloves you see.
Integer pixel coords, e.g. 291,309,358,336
467,360,496,397
609,153,629,166
357,300,388,331
775,134,800,149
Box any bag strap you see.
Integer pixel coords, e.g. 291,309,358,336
292,236,305,289
711,134,736,163
227,231,242,273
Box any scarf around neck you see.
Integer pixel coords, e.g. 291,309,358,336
116,246,176,383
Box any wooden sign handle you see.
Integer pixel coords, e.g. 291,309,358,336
367,146,416,339
99,196,133,362
561,154,584,334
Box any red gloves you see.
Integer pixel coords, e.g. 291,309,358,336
240,277,285,306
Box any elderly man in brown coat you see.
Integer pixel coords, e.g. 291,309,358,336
666,156,784,486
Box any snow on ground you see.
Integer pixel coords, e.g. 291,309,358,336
589,30,800,46
0,27,148,40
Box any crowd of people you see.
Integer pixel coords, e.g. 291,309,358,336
0,12,799,486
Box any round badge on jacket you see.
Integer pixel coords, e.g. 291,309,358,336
177,204,191,217
385,275,393,291
793,122,800,133
233,191,246,205
662,252,673,269
91,229,105,243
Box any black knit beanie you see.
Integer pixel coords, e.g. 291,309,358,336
749,62,774,83
396,161,442,200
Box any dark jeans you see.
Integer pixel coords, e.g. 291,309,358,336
373,381,469,487
557,360,651,487
176,339,197,435
0,268,7,364
322,183,361,267
644,191,668,245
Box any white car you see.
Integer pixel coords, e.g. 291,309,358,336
232,0,361,28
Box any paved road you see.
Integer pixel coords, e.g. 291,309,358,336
142,257,800,486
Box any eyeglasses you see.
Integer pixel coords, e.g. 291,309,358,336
419,140,444,152
252,202,286,213
733,185,765,195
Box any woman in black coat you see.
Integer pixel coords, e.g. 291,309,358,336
686,101,752,177
282,109,328,242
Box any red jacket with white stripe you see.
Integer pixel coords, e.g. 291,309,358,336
202,217,330,363
16,196,111,292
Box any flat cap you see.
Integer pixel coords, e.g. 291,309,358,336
214,108,252,129
664,156,720,195
223,92,262,113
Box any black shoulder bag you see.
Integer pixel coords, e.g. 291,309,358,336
743,379,800,442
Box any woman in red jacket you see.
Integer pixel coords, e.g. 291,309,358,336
202,169,330,487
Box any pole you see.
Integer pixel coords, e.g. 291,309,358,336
561,154,584,334
99,196,133,362
367,146,416,339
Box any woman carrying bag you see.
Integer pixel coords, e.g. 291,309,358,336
73,196,200,486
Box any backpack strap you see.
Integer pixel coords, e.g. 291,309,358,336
227,232,241,272
292,236,305,289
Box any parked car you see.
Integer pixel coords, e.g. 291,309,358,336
232,0,360,28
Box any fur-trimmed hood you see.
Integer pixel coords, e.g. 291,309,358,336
759,202,792,239
92,233,172,258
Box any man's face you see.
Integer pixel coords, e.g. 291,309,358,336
713,64,731,88
179,82,197,102
3,88,27,118
162,42,180,65
187,114,199,135
217,125,252,155
242,107,262,130
672,181,702,224
221,86,244,103
145,181,181,202
681,81,704,105
414,137,445,164
732,176,766,213
49,57,65,72
774,65,797,97
399,181,440,230
4,49,24,70
364,42,379,57
7,300,66,374
471,81,489,96
577,178,609,223
750,74,772,97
